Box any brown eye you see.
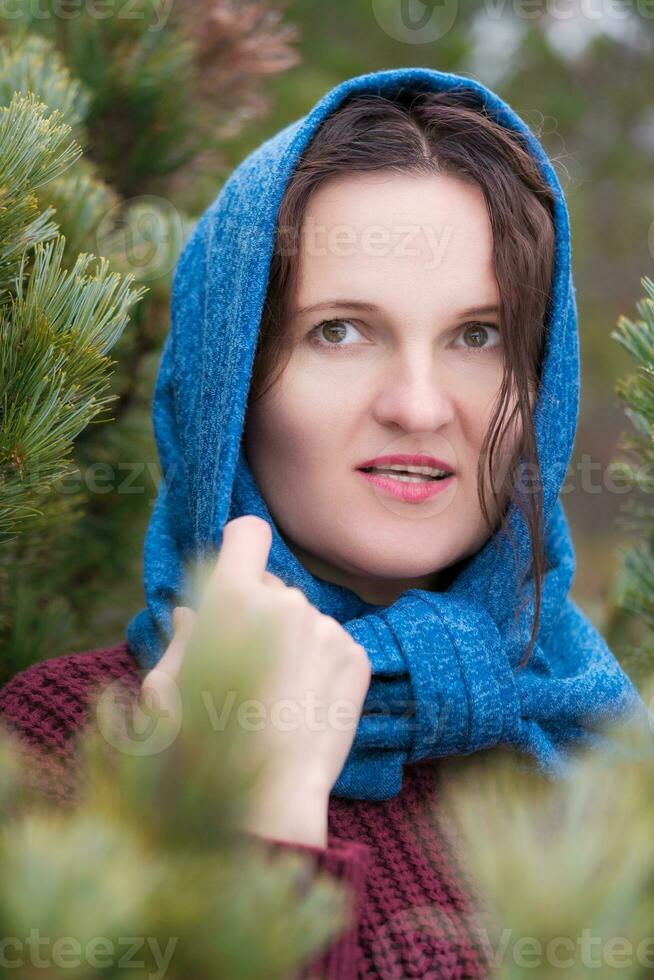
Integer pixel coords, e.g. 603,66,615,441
321,320,347,343
311,318,362,350
459,322,501,351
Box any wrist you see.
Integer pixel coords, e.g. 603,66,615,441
242,771,330,849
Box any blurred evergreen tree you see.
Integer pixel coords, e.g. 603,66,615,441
440,681,654,980
605,277,654,690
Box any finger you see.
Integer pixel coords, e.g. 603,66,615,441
143,606,194,692
172,605,194,635
212,515,272,584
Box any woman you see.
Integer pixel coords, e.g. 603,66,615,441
0,67,645,978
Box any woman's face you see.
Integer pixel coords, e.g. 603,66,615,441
244,172,531,606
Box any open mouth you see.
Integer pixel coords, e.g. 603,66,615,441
358,466,452,483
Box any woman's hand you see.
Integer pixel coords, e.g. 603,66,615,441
140,515,372,847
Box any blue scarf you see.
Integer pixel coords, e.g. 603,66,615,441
127,67,645,800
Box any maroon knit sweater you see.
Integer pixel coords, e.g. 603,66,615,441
0,643,492,979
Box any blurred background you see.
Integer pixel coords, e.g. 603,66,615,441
2,0,653,679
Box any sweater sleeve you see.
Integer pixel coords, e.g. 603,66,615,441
241,829,371,980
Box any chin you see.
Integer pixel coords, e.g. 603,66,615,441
334,552,446,583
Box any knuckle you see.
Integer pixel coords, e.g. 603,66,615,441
315,612,336,636
285,586,308,606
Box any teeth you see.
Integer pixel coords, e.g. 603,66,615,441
377,472,434,483
367,464,449,478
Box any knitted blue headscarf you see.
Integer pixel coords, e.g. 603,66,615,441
127,67,645,801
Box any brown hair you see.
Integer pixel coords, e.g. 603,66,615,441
247,87,557,669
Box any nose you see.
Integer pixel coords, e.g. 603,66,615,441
369,352,457,434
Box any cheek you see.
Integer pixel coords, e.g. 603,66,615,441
246,373,332,475
455,384,523,499
456,381,502,455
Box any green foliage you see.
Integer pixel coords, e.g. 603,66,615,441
0,90,77,287
440,686,654,979
612,278,654,452
38,162,118,265
0,81,145,549
0,0,302,199
0,606,349,979
1,237,145,538
606,278,654,684
0,30,90,130
0,3,302,680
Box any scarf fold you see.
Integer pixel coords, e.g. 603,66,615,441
127,67,646,801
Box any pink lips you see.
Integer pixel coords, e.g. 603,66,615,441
356,469,455,503
355,452,455,503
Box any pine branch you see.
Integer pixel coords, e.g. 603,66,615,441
0,0,301,198
0,91,82,294
440,695,654,980
0,237,147,541
0,29,90,131
37,164,120,264
608,275,654,671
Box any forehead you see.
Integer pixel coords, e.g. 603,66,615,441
294,172,498,314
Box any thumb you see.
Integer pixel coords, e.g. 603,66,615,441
172,604,196,638
141,606,195,704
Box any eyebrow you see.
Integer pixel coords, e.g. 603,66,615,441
292,299,501,319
